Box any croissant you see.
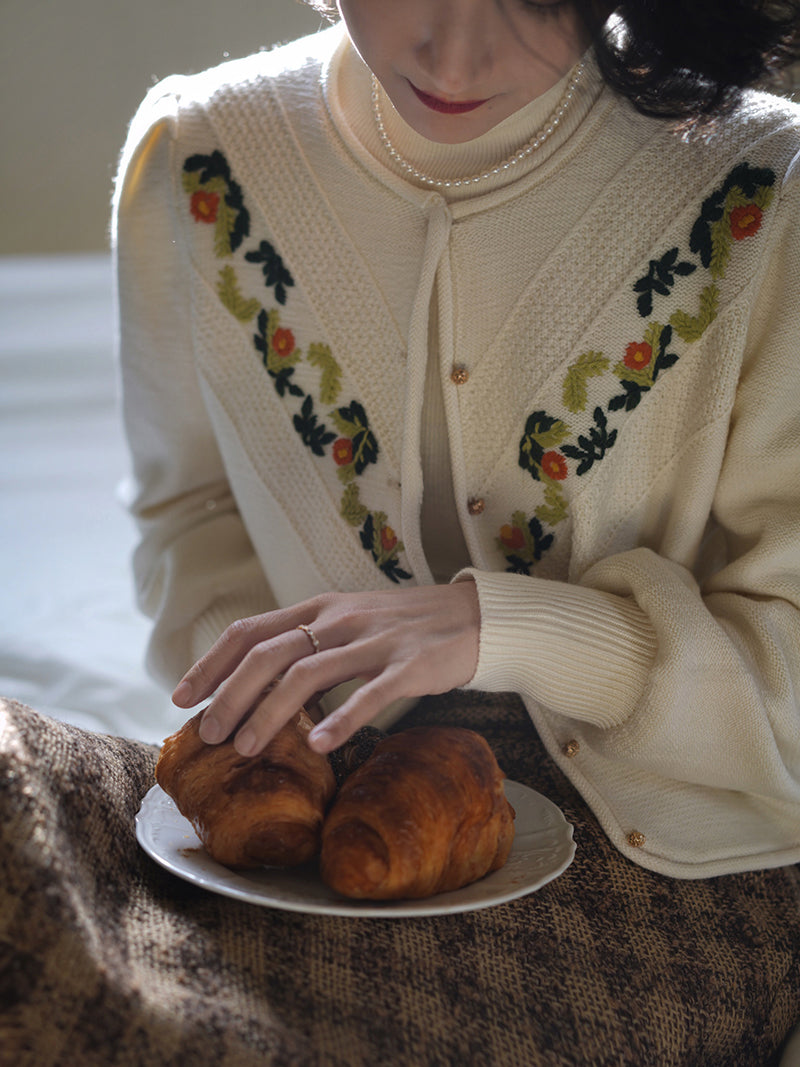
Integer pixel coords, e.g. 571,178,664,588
320,726,515,900
156,708,336,868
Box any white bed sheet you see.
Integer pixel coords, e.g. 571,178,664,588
0,254,178,744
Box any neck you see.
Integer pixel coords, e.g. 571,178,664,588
331,38,604,200
371,63,586,191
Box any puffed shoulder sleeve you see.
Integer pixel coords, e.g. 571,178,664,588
112,82,275,688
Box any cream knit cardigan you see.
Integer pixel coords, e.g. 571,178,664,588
114,25,800,877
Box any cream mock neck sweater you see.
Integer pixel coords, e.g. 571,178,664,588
113,24,800,877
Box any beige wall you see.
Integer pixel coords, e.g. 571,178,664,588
0,0,323,254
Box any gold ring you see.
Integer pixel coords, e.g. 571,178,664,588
296,624,320,654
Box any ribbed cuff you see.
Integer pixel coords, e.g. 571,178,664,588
452,569,657,729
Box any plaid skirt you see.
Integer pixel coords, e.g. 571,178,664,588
1,692,798,1066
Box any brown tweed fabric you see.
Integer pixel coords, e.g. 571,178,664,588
1,693,798,1067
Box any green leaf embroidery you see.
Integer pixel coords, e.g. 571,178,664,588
216,265,260,322
670,283,719,342
213,194,240,259
330,410,358,439
562,351,609,413
340,483,368,527
181,171,202,197
709,212,733,280
520,412,568,457
307,343,342,405
753,185,775,213
535,479,568,526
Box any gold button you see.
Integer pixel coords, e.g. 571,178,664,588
627,831,646,849
563,739,580,758
467,497,485,516
450,365,469,385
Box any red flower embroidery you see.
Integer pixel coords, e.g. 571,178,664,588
271,327,295,358
624,341,653,371
380,525,398,553
189,190,220,224
730,203,763,240
500,524,525,551
541,450,568,481
333,438,353,466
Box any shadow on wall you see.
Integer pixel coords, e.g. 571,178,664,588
0,0,325,256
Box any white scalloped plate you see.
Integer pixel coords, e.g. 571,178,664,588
136,780,575,918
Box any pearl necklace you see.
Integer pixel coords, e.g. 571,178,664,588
371,62,585,190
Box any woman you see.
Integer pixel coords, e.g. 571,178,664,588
114,0,800,878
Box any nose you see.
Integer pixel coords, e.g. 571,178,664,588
414,0,498,94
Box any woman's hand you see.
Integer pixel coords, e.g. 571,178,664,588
172,582,480,757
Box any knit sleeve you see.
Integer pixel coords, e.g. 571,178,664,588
456,159,800,807
112,84,275,690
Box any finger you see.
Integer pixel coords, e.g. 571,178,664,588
172,615,276,708
228,641,384,756
198,627,322,744
173,603,326,707
307,666,408,755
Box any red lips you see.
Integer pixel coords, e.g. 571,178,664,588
410,82,488,114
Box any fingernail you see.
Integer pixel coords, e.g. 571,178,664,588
234,726,257,756
172,680,193,707
199,716,223,744
308,726,332,754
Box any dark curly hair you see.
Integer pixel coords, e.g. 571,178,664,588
586,0,800,120
303,0,800,121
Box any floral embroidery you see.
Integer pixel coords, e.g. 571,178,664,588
361,512,411,583
184,149,412,584
623,341,652,371
561,406,617,475
499,524,525,551
541,451,568,481
496,513,554,574
271,327,296,358
633,248,696,318
500,161,776,575
518,411,571,482
688,161,774,282
190,190,220,224
340,484,412,583
254,309,303,397
183,152,250,257
329,401,380,483
333,438,353,466
380,525,399,553
730,203,763,240
608,321,678,413
244,241,295,305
